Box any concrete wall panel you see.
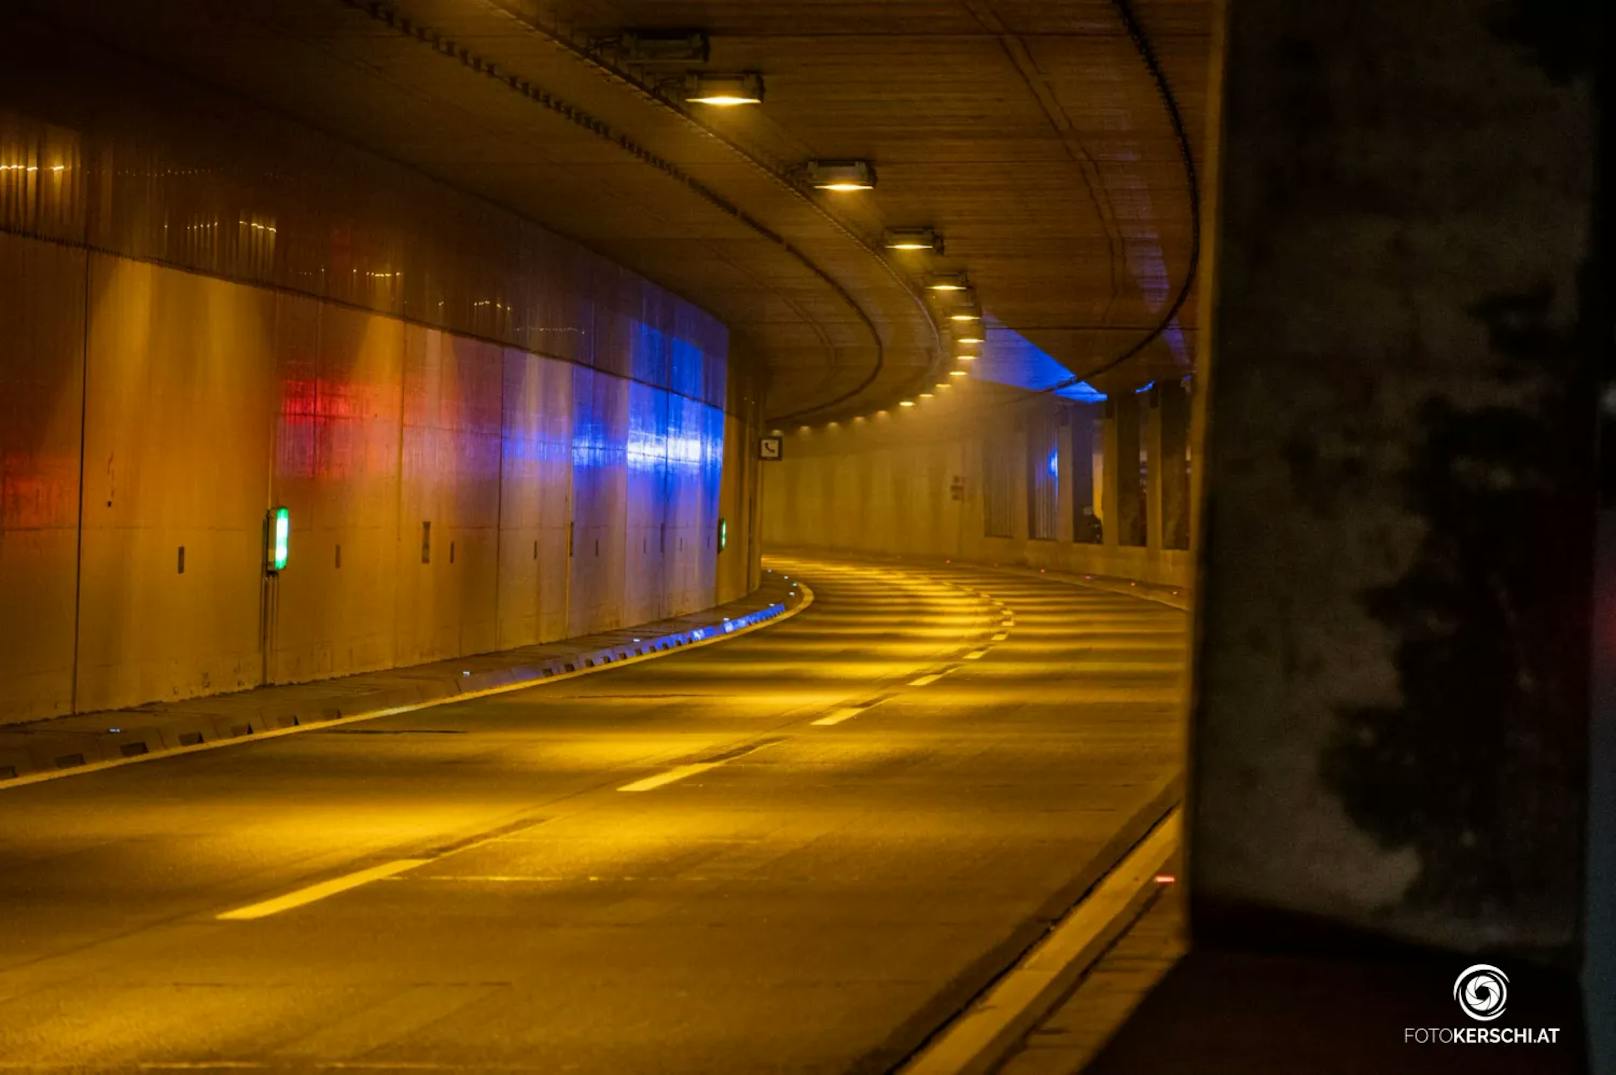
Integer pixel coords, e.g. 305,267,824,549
716,413,750,604
535,358,575,644
496,349,546,649
567,368,633,637
394,328,503,665
75,255,276,712
694,402,725,605
266,297,404,684
624,381,670,625
0,233,85,719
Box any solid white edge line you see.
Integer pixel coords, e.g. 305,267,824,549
2,582,815,792
899,811,1180,1075
217,858,431,921
963,649,988,660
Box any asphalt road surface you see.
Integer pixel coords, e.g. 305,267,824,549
0,556,1186,1074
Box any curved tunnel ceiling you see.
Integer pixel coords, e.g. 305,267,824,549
26,0,1210,423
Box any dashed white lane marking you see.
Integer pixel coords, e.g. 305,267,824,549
964,649,988,660
217,859,430,920
991,632,1009,642
811,706,866,727
617,762,718,792
908,672,946,687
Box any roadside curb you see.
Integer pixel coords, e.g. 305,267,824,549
900,803,1182,1075
0,577,812,791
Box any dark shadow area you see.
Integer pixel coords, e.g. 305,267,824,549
1086,944,1586,1073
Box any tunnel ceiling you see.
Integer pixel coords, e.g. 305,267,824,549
32,0,1210,423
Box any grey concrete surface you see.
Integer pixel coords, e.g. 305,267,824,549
0,556,1185,1073
1193,0,1597,960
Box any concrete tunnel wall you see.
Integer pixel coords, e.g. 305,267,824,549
0,35,763,725
761,384,1194,588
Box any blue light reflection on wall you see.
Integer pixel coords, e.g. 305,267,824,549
569,318,726,610
586,322,722,476
1048,448,1060,478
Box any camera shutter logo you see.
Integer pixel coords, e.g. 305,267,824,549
1453,964,1508,1022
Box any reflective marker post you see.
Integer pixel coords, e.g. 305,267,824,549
266,506,290,573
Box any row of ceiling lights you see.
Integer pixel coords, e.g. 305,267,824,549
636,36,983,421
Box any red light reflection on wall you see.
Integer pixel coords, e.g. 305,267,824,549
276,375,389,481
0,451,79,528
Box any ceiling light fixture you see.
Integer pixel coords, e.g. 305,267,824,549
806,159,876,191
683,72,764,106
899,400,916,407
926,272,970,292
955,332,984,344
883,227,942,252
949,303,983,322
949,369,969,377
920,392,934,399
957,352,977,362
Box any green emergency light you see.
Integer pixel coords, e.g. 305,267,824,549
717,516,728,553
267,506,290,573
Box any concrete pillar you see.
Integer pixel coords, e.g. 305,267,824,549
1102,394,1144,548
1068,407,1101,544
1056,412,1075,543
1144,390,1166,550
1160,381,1191,550
1188,0,1599,977
1011,427,1029,541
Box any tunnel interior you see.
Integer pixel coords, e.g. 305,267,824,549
0,1,1604,1072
